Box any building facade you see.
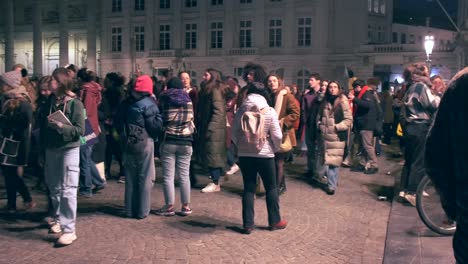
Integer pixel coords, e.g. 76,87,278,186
0,0,461,89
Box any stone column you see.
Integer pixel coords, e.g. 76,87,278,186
33,0,43,76
59,0,69,66
87,0,97,71
5,0,15,71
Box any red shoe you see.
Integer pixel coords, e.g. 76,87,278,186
269,220,287,231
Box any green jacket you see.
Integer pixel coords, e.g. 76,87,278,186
40,95,85,149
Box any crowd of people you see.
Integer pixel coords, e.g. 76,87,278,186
0,61,462,256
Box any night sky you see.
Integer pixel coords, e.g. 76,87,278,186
394,0,458,31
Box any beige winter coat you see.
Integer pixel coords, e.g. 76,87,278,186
318,94,353,167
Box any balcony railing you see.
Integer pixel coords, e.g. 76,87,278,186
360,43,455,53
149,50,175,57
227,48,259,56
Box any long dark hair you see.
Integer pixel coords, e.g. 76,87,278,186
201,68,225,96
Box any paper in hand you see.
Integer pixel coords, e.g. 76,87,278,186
48,110,72,126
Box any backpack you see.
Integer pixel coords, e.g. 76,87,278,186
237,105,270,153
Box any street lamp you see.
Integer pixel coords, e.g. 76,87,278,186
424,35,435,72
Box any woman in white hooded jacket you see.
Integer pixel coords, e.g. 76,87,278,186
232,82,287,234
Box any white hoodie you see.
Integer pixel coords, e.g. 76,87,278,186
232,93,282,158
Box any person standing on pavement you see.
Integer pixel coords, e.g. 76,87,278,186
225,78,240,176
380,81,394,145
266,74,300,195
154,77,195,216
0,71,36,213
399,63,440,206
316,81,353,195
425,67,468,264
76,68,105,197
348,79,380,175
300,73,326,182
232,82,287,234
40,67,85,246
115,75,162,219
179,71,199,187
196,69,228,193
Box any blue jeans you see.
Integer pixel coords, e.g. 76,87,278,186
79,144,93,195
209,167,223,182
227,144,236,167
326,165,339,190
123,139,154,219
45,147,80,233
160,143,192,205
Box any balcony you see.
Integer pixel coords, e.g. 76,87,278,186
227,48,259,56
149,50,175,57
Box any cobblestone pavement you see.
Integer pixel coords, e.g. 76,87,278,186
0,153,396,264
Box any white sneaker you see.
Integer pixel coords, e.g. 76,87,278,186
56,232,77,246
404,193,417,207
226,164,240,175
49,222,62,234
201,183,221,193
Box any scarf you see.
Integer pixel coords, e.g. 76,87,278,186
352,85,369,116
160,88,191,108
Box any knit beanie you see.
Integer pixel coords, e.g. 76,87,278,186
134,75,153,94
166,77,183,89
0,71,21,88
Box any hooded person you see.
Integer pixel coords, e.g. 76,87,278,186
154,77,195,216
114,75,162,219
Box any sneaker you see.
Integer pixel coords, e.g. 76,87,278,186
117,176,125,184
226,164,240,175
422,191,430,197
324,187,335,195
179,206,193,216
201,183,221,193
154,205,175,216
404,193,417,207
56,232,77,246
49,222,62,234
269,220,288,231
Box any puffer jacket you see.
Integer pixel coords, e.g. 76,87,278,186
114,93,163,143
232,93,282,158
318,94,353,167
